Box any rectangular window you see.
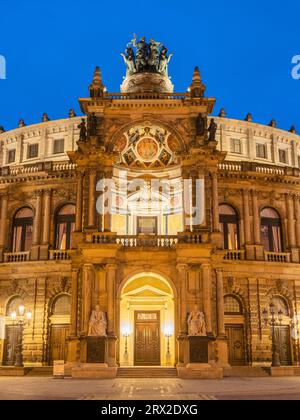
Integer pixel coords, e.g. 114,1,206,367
256,143,268,159
53,138,65,154
27,143,39,159
230,138,242,154
7,149,16,164
279,149,287,164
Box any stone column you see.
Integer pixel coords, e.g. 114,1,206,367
88,169,97,228
0,193,8,261
202,264,212,334
31,190,43,260
40,189,52,260
70,268,79,337
182,169,191,231
294,196,300,248
286,193,296,248
103,171,113,232
211,173,219,231
215,269,225,336
106,264,117,334
106,264,117,367
252,190,260,244
243,189,251,244
75,173,84,232
82,264,94,335
177,263,188,334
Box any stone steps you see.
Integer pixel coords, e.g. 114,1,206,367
26,367,53,376
117,367,178,378
224,366,270,377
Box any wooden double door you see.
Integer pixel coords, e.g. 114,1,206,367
3,326,22,366
134,311,160,366
275,325,292,366
49,324,70,365
226,324,246,366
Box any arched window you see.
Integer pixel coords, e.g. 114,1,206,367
219,205,240,250
55,204,75,250
6,296,24,316
271,296,289,317
224,295,243,315
51,294,71,316
12,207,33,252
260,208,282,252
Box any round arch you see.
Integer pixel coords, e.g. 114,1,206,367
118,271,176,367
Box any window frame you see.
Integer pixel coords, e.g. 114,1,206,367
7,149,16,164
55,205,76,250
12,208,34,252
53,138,65,155
224,295,243,315
230,138,242,154
27,143,39,159
219,205,240,250
256,143,268,159
260,208,283,252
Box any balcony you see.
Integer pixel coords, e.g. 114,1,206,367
224,250,245,261
4,251,30,262
91,233,203,247
264,251,291,263
49,250,71,260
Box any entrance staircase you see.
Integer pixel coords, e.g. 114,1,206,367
224,366,270,377
117,367,178,378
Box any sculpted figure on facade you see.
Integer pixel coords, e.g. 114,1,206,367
187,305,207,336
208,118,217,142
78,118,87,142
88,305,107,337
123,35,173,76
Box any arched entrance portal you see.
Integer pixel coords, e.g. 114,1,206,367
119,273,175,367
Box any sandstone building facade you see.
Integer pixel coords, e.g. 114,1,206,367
0,40,300,376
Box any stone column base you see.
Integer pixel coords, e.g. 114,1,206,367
39,244,49,260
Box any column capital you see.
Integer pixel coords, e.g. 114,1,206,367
106,263,118,271
176,263,189,271
34,189,43,198
43,188,52,196
201,263,211,270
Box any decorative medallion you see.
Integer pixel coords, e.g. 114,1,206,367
136,138,159,162
115,122,182,168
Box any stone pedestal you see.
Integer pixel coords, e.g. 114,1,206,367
177,336,224,379
189,336,210,364
39,244,49,260
87,336,106,363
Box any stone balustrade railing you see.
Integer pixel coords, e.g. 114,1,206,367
49,250,71,260
264,251,291,263
4,251,30,262
218,161,300,177
91,233,203,247
0,161,77,177
224,250,245,261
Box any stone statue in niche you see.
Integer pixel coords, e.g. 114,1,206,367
195,114,207,137
187,305,207,336
88,113,98,137
88,305,107,337
78,119,87,142
208,119,217,142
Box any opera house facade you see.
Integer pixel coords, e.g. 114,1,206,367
0,38,299,378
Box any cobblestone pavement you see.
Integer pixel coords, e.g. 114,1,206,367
0,377,299,400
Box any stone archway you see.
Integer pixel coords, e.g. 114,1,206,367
119,273,175,367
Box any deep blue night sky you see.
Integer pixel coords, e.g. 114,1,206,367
0,0,300,131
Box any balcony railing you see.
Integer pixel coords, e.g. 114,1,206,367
49,250,71,260
0,161,77,177
264,251,291,263
224,250,245,261
4,251,30,262
91,233,203,247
